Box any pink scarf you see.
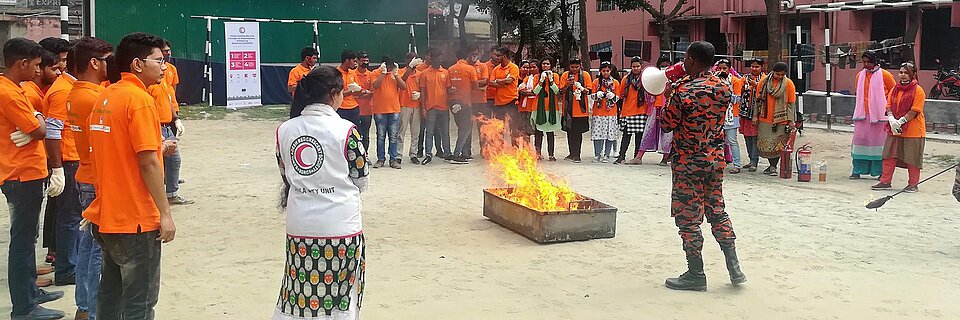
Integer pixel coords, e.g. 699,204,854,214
854,67,887,124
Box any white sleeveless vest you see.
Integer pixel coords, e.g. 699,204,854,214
277,104,362,238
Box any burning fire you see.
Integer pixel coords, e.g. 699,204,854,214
477,115,579,212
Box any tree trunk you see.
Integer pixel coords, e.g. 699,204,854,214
765,0,783,64
457,2,470,47
659,22,674,62
493,6,503,46
448,0,456,39
516,19,527,61
578,0,590,67
903,6,921,63
560,0,571,67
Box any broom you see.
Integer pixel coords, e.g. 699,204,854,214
865,161,960,209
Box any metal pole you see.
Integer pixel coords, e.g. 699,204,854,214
60,0,69,39
206,17,213,107
313,22,320,60
796,24,804,114
824,12,832,130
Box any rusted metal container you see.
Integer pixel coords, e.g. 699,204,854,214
482,188,617,244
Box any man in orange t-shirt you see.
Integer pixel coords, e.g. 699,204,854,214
1,38,67,319
22,50,61,113
355,51,375,153
397,52,424,164
84,32,175,318
337,50,363,127
41,37,84,285
482,46,499,118
65,37,114,320
287,47,318,96
370,55,407,168
417,48,451,164
447,47,480,164
467,46,488,160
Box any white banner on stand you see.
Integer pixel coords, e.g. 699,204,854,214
224,22,261,109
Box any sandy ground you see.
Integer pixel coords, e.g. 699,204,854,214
3,114,960,320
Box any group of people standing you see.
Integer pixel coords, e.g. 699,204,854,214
2,33,189,320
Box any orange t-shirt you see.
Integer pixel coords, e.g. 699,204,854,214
399,67,421,108
559,71,594,118
887,85,926,138
164,62,180,112
472,61,489,104
83,72,163,234
490,62,520,106
369,69,402,114
44,74,80,161
67,81,105,184
288,64,311,92
338,67,359,110
619,74,648,117
484,60,497,101
21,81,45,112
759,77,796,124
0,76,48,182
729,76,743,116
592,78,621,117
419,67,450,110
356,68,374,116
448,60,478,105
147,82,175,124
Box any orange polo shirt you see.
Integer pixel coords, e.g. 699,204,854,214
338,66,359,110
759,77,796,124
491,62,520,106
356,68,374,116
44,74,79,161
83,72,163,234
559,71,594,118
619,74,648,117
163,63,180,112
592,78,621,117
287,64,311,93
399,67,421,108
67,81,105,184
0,76,48,182
419,67,450,110
369,69,402,114
147,82,175,124
21,81,46,112
472,61,489,104
448,59,478,105
887,85,926,138
484,60,497,101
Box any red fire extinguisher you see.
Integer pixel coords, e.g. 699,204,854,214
796,143,813,182
779,129,798,179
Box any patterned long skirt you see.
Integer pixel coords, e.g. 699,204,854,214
274,233,366,320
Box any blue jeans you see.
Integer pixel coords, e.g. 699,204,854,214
374,113,401,161
53,161,81,281
76,182,101,319
424,109,451,157
724,128,742,168
161,126,181,198
93,225,162,320
359,115,373,153
2,179,45,315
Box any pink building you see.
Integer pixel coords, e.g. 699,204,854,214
586,0,960,94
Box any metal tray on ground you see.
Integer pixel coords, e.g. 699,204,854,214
482,188,617,244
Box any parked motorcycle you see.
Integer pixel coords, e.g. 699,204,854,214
930,59,960,100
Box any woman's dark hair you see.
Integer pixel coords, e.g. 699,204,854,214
631,56,643,65
772,62,788,73
749,58,765,66
599,61,613,71
290,66,345,119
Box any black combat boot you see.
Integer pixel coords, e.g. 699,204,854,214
665,255,707,292
721,246,747,285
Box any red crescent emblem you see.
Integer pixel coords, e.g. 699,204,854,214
295,144,313,168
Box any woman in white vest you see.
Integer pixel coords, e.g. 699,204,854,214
274,66,370,320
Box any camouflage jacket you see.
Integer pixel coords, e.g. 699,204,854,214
953,165,960,202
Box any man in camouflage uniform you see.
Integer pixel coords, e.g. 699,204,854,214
660,41,746,291
953,165,959,202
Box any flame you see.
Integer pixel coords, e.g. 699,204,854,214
477,115,580,212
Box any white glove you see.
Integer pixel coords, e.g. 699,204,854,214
392,63,399,75
887,115,902,135
574,89,583,100
79,218,91,232
408,58,423,69
605,91,616,100
896,117,908,126
174,119,185,137
412,91,422,101
379,63,388,74
451,104,462,114
10,130,32,147
347,82,362,92
518,83,527,91
594,91,604,100
574,82,584,90
46,167,65,197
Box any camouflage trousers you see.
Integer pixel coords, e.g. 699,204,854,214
671,161,737,258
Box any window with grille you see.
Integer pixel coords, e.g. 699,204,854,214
597,0,615,12
590,41,613,53
623,40,652,62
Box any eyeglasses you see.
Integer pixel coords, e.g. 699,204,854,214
141,57,166,65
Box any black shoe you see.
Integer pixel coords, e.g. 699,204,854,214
849,173,861,180
178,179,186,184
548,156,556,161
721,246,747,285
613,157,625,165
37,289,64,304
54,273,75,286
762,166,774,175
665,256,707,292
410,157,420,165
389,159,402,169
421,156,432,165
465,155,474,160
11,305,65,320
572,158,582,163
449,156,469,165
373,160,385,168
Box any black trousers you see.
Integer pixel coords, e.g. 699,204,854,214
94,225,162,320
534,131,555,157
